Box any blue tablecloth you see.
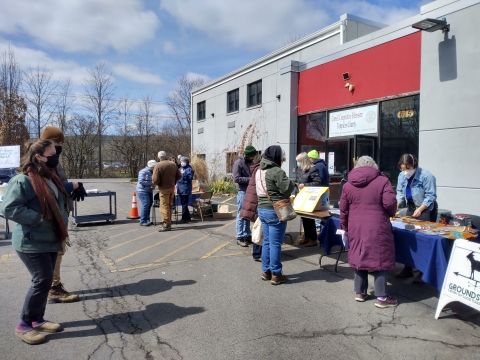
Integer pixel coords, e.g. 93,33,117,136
318,216,454,291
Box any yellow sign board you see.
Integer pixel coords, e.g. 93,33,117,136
293,187,329,212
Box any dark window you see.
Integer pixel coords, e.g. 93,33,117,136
247,80,262,107
379,95,420,187
297,112,327,154
197,101,206,120
196,154,206,160
227,89,239,113
226,152,238,173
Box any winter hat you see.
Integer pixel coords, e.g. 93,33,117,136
307,150,319,159
180,156,189,163
41,126,65,143
244,145,257,157
147,160,157,168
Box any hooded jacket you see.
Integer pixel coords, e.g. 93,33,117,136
340,166,397,271
313,159,329,186
256,158,295,209
176,164,194,195
240,163,260,222
232,155,252,192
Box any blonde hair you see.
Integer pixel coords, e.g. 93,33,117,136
296,152,312,173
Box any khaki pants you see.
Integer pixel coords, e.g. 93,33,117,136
159,189,174,226
52,240,67,287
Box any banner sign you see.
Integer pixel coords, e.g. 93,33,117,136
0,145,20,168
293,187,329,212
329,104,378,137
328,152,335,174
435,239,480,319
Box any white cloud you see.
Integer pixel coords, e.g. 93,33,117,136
163,41,177,54
186,72,210,84
111,63,165,85
0,0,160,53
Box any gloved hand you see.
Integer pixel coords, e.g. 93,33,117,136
71,182,87,201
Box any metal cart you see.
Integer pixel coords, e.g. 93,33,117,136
72,191,117,226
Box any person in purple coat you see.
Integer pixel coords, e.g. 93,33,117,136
340,156,398,308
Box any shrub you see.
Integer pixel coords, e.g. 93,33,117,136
190,154,208,183
209,177,237,195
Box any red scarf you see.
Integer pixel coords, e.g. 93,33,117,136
27,166,69,242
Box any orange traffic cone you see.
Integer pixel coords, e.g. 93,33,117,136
127,192,140,219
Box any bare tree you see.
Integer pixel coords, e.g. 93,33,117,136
53,77,74,133
23,65,58,138
136,94,156,162
165,74,205,135
0,46,29,147
83,62,117,177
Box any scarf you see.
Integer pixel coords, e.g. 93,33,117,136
27,165,69,242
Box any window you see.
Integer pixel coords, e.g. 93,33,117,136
226,152,238,173
227,89,239,113
197,101,206,120
196,154,206,161
247,80,262,107
297,112,327,154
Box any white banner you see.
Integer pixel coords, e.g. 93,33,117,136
435,239,480,319
0,145,20,168
328,152,335,174
329,104,378,137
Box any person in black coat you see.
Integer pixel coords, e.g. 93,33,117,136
294,152,322,247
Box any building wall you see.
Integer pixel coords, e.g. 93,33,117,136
419,0,480,215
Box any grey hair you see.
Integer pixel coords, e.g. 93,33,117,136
354,156,378,169
158,151,167,160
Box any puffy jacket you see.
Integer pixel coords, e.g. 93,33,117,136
176,165,194,195
396,167,436,211
232,155,253,192
240,163,260,221
256,158,295,209
313,159,330,186
1,174,67,253
293,166,322,196
136,166,154,193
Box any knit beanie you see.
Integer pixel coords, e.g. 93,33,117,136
41,126,65,143
307,150,319,159
244,145,257,157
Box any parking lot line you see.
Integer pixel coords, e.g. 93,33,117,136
105,228,139,240
105,223,130,231
200,241,230,259
114,229,194,263
153,234,209,263
106,230,159,251
111,259,188,273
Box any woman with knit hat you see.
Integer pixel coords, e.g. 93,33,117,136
136,160,157,226
1,139,69,344
176,156,194,223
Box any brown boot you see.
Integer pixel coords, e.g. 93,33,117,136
48,283,80,303
294,237,310,246
271,272,287,285
304,239,319,247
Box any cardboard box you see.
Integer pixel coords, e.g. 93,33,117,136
192,180,200,193
213,204,234,219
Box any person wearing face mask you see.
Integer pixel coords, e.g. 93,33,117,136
40,126,84,304
395,153,438,279
1,139,69,344
176,156,194,223
293,152,322,247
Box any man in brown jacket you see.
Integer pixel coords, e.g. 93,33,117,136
152,151,181,231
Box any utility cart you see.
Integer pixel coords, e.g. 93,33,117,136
72,191,117,226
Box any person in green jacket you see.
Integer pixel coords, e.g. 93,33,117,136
255,145,295,285
1,139,69,345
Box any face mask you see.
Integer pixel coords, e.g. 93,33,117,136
46,154,60,169
180,162,187,167
55,145,62,155
403,169,415,179
296,162,301,168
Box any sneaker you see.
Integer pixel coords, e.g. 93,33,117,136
375,296,398,308
140,222,150,226
262,271,272,281
32,321,62,333
15,328,45,345
304,239,319,247
158,224,172,232
237,238,248,247
244,236,252,245
271,272,287,285
48,283,80,303
355,293,369,302
253,257,261,262
178,219,190,224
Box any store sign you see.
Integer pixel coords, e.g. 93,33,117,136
435,239,480,319
397,110,415,118
329,104,378,138
0,145,20,168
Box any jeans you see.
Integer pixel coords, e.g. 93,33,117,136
354,270,388,297
236,191,251,238
258,208,287,274
160,189,174,226
252,244,262,259
16,251,58,323
137,191,153,224
179,195,191,221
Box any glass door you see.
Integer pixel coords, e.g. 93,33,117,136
325,139,351,203
353,135,377,163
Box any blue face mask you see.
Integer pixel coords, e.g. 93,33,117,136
296,162,301,168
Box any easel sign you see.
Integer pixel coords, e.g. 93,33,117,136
435,239,480,319
0,145,20,168
293,186,329,212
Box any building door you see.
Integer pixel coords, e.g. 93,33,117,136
353,135,377,162
325,139,352,203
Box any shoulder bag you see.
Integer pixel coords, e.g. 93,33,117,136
260,169,297,222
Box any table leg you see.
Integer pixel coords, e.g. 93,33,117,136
318,245,345,273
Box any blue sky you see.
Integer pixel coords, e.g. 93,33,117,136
0,0,428,120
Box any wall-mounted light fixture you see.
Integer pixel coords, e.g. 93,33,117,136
345,83,354,92
342,72,350,81
412,18,449,33
211,113,215,117
276,94,281,101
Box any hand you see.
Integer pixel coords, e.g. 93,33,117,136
71,182,87,201
412,208,423,218
73,182,79,190
298,183,305,189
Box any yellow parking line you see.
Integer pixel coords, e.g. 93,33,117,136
106,223,130,231
114,229,193,263
111,259,188,273
200,241,230,259
215,219,236,232
106,228,139,240
220,197,234,204
99,251,115,271
209,251,249,258
153,234,209,263
106,230,158,251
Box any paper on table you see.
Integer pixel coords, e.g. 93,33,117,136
336,229,348,247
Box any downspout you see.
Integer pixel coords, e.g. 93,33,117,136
339,20,345,45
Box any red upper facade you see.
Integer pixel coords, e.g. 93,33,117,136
297,32,421,114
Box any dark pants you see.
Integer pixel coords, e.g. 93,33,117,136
406,200,438,222
253,244,262,259
302,217,317,240
16,251,58,323
354,269,388,297
179,195,191,221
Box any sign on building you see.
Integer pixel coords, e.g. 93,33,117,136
0,145,20,168
329,104,378,138
435,239,480,319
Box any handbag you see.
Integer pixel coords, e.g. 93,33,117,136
252,217,263,245
260,170,297,222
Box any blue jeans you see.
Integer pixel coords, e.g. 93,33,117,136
16,251,57,323
236,191,251,238
252,244,262,259
258,208,287,274
137,191,153,224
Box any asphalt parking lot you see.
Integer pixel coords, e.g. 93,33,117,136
1,178,479,360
